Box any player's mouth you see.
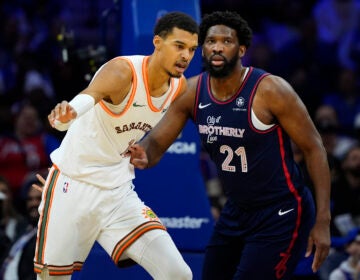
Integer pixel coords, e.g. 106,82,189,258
175,62,188,73
210,54,225,66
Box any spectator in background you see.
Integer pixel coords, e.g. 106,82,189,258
0,176,27,244
338,18,360,72
0,101,60,202
0,191,12,267
355,113,360,142
331,145,360,237
260,0,307,54
272,17,326,116
320,146,360,280
329,233,360,280
313,0,360,45
312,0,360,80
1,173,42,280
322,68,360,136
314,104,358,161
243,34,276,73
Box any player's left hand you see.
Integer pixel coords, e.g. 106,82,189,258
32,173,46,192
127,144,149,169
306,220,330,272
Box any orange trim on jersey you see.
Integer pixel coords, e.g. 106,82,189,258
171,76,184,102
34,166,60,265
142,56,176,112
98,57,138,117
111,221,166,263
34,261,83,275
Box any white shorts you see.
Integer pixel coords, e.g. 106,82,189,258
34,166,166,276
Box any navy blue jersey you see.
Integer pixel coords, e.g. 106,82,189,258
193,67,304,209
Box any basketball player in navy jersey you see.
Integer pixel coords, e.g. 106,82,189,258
128,11,331,279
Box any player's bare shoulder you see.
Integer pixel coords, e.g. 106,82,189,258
258,74,296,98
86,57,133,103
257,74,299,107
256,74,304,120
98,57,133,88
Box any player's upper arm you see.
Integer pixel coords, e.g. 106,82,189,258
80,57,133,104
258,75,322,152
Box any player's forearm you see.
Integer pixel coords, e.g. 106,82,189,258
141,135,166,167
142,105,190,167
304,146,331,223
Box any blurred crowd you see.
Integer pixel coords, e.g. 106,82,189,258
0,0,359,279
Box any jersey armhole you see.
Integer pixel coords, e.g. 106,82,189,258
251,109,275,131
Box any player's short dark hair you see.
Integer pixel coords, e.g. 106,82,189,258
154,11,199,38
199,11,252,48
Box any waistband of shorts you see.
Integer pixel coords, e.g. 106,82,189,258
52,165,134,190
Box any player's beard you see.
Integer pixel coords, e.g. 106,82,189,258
167,70,182,78
203,53,239,78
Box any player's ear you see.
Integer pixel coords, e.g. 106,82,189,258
239,45,247,58
153,35,162,50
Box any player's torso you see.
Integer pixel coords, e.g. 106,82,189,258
194,68,303,207
51,55,182,187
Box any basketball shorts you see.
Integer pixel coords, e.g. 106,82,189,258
202,187,316,280
34,166,166,276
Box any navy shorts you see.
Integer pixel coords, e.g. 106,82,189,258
202,187,315,280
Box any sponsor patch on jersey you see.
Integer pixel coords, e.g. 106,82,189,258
142,207,159,221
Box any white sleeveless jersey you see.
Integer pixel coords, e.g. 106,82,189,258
50,55,183,189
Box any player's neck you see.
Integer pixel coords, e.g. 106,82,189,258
146,55,171,97
210,65,246,101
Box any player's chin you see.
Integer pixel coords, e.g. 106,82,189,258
170,72,183,78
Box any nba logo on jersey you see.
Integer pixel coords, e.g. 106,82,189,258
63,182,69,193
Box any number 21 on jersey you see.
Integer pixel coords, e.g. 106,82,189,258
220,145,248,173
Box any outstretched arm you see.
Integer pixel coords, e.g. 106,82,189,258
49,57,132,131
129,76,199,168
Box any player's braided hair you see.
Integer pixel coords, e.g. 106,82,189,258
199,11,252,48
154,11,199,39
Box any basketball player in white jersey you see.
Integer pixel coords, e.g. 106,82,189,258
34,12,199,280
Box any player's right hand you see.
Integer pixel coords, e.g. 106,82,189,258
128,144,149,169
48,101,77,127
